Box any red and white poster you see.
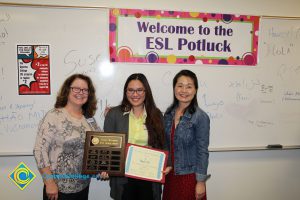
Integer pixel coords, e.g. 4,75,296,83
17,45,50,95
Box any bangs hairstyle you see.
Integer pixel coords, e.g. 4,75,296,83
54,74,97,118
166,69,199,114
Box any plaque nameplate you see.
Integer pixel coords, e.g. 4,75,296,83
82,131,126,176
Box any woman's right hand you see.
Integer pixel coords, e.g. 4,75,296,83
99,171,110,180
45,181,58,200
104,106,111,117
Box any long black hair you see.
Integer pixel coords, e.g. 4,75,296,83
165,70,199,115
121,73,165,149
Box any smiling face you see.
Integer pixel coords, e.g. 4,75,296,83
174,75,197,107
126,80,146,109
67,78,89,108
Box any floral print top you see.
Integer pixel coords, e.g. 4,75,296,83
33,108,95,193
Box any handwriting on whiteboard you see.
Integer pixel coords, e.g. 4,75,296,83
228,79,261,90
0,27,8,46
263,42,294,57
277,64,300,81
63,49,101,75
0,98,113,135
0,102,47,135
202,94,224,110
0,12,10,46
267,26,300,39
0,66,4,80
0,13,10,23
263,25,300,58
282,91,300,101
248,119,274,128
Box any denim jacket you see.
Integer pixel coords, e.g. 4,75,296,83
164,106,210,182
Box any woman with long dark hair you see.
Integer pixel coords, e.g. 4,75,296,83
104,73,165,200
162,70,210,200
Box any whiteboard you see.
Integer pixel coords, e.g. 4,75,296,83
0,6,300,154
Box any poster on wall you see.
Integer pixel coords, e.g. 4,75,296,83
17,45,50,95
109,8,260,66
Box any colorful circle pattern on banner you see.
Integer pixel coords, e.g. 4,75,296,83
109,8,259,66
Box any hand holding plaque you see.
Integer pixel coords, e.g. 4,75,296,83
82,131,126,176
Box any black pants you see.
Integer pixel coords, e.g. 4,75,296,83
43,185,89,200
122,178,154,200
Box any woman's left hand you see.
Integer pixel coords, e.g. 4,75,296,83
162,166,172,175
195,181,206,200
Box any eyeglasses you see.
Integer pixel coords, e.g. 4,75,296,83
70,87,89,95
126,88,145,95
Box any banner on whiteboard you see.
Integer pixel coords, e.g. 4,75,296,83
109,8,260,66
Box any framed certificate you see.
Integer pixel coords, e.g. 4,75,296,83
82,131,126,176
125,144,168,183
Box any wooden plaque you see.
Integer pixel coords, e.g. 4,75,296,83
82,131,126,176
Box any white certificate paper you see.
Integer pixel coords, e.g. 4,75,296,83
125,144,168,183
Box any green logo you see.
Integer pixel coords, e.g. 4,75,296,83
8,162,36,190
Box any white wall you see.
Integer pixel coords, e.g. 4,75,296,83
1,1,300,200
208,150,300,199
1,0,300,17
1,150,300,200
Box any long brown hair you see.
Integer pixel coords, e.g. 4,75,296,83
121,73,165,149
55,74,97,118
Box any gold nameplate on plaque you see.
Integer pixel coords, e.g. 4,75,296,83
82,131,126,176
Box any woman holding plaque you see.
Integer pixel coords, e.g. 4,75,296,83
33,74,98,200
162,70,210,200
104,73,165,200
